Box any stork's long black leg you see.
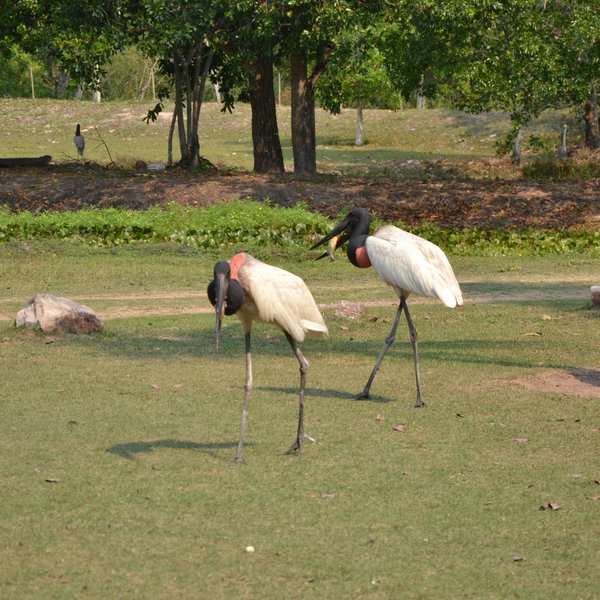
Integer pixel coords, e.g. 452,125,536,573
231,331,253,464
283,333,309,455
402,297,425,407
354,300,404,400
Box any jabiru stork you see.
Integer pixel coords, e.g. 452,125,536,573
311,207,462,407
74,124,85,160
208,252,328,464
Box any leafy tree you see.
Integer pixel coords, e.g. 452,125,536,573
380,1,478,107
469,0,599,149
382,0,599,150
216,1,285,173
317,25,402,146
283,0,361,174
382,0,600,146
0,1,37,57
27,0,127,90
133,0,222,168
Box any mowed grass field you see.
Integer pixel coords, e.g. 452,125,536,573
1,241,599,599
0,97,570,173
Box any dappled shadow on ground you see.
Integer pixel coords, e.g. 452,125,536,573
65,325,591,373
107,438,240,460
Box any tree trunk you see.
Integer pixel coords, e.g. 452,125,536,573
248,55,284,173
57,70,69,99
290,41,334,175
291,49,317,175
138,59,158,100
584,85,599,149
171,46,213,169
173,53,189,164
167,109,176,168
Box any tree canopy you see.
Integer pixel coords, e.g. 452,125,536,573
3,0,599,168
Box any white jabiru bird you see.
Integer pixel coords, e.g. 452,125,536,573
74,124,85,160
207,252,328,464
311,207,462,407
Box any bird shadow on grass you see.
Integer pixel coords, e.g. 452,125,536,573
106,439,242,461
258,385,395,404
571,368,600,388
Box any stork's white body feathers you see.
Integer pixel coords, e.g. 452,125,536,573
235,254,328,342
208,252,327,463
74,124,85,159
366,226,463,308
310,206,463,406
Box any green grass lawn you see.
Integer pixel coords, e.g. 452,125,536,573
1,242,599,598
0,98,571,174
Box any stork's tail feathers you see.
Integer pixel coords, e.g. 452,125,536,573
302,319,329,338
437,286,463,308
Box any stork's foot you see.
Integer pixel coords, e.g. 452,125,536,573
284,433,314,455
353,388,371,401
284,439,302,455
413,398,426,408
229,455,247,466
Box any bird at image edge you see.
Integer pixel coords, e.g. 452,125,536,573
311,207,462,407
207,252,328,464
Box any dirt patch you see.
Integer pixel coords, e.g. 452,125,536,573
515,369,600,398
1,166,599,231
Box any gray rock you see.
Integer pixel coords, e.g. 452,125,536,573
15,294,104,334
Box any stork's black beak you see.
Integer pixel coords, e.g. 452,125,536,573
312,216,352,260
214,272,228,351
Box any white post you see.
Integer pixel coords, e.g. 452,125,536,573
29,63,35,99
355,106,364,146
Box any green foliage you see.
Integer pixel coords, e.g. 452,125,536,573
317,25,402,113
411,224,600,258
381,0,474,102
0,201,332,249
452,0,600,125
0,45,54,98
102,47,169,102
0,201,598,257
380,0,599,139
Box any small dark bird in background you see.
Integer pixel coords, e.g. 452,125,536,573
74,124,85,160
207,252,328,464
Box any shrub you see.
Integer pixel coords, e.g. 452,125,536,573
1,200,598,257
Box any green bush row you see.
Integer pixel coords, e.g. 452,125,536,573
0,201,331,248
409,224,600,257
0,200,598,257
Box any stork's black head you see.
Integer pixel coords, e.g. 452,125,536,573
207,260,244,349
311,208,371,261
